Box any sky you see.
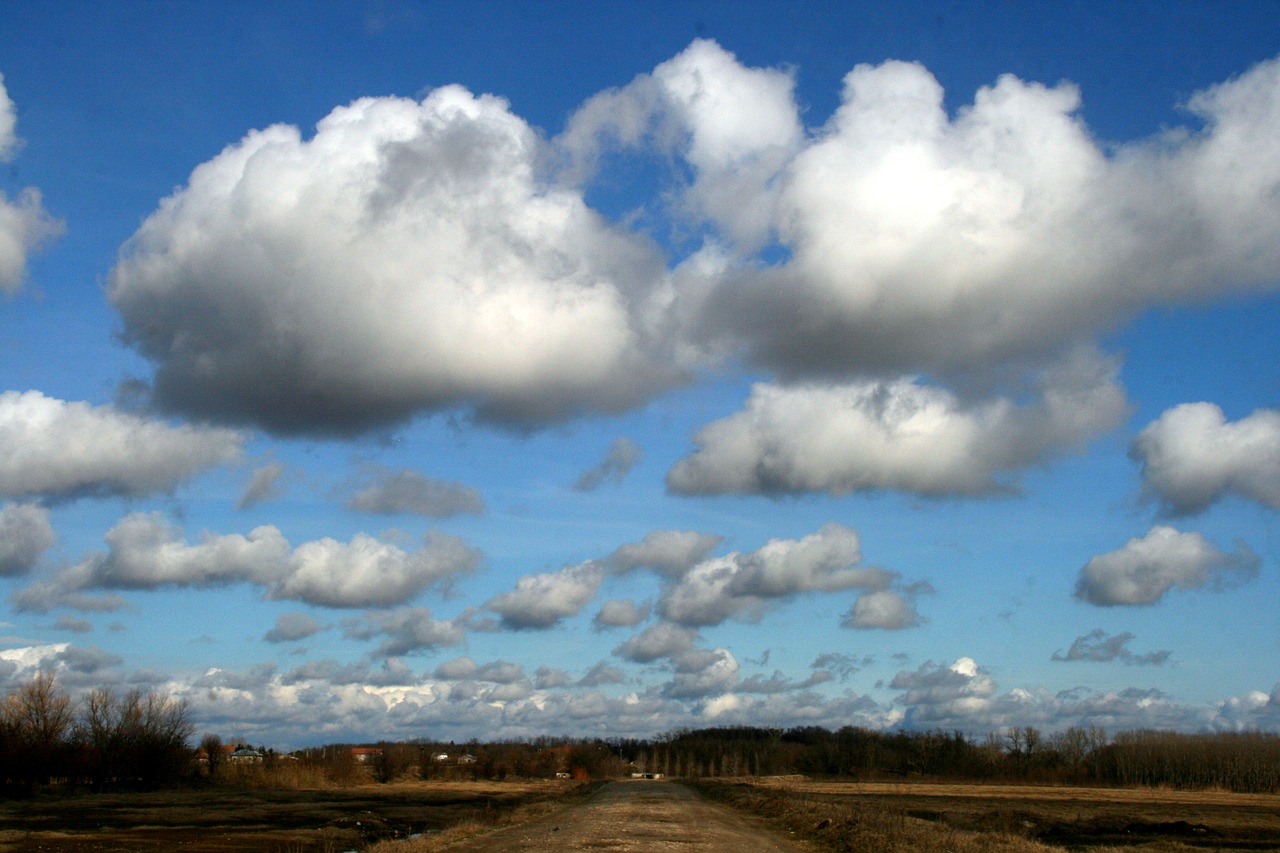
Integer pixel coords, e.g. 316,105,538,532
1,1,1278,749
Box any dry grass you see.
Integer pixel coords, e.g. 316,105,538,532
693,777,1280,852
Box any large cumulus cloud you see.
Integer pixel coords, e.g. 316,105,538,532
109,86,675,435
689,51,1280,378
1132,403,1280,515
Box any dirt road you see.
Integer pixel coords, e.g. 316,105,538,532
440,779,816,852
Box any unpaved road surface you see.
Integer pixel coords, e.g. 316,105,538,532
442,780,816,852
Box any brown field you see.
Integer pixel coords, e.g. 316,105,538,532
0,779,585,853
698,777,1280,852
3,777,1278,852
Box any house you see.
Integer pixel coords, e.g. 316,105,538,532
350,747,382,763
229,747,263,764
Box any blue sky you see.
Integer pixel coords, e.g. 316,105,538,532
1,1,1278,748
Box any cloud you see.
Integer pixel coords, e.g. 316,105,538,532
574,437,643,491
346,462,484,517
0,74,62,294
1052,629,1171,666
684,52,1280,381
607,529,724,578
1132,403,1280,515
349,607,467,657
666,647,739,698
264,613,325,643
842,588,925,630
612,622,698,663
109,85,676,435
578,661,625,687
0,503,54,576
668,350,1127,497
267,530,482,608
281,657,416,687
658,523,896,627
561,39,802,252
534,665,573,689
485,561,604,629
53,644,123,675
14,513,481,610
0,391,243,502
1075,525,1260,606
53,615,92,634
592,598,650,630
236,461,287,510
891,657,998,726
433,657,525,684
811,652,873,681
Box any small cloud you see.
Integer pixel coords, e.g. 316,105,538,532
1075,526,1260,606
578,661,626,687
1052,629,1171,666
485,562,604,630
52,614,92,634
264,613,324,644
574,437,643,491
842,585,929,630
535,665,573,689
592,598,650,630
236,460,287,510
346,462,484,517
0,503,55,577
613,622,698,663
1132,403,1280,515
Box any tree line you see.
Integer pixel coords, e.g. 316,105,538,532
5,671,1277,795
0,672,192,794
633,724,1280,792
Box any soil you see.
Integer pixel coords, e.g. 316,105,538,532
438,779,819,852
0,780,567,853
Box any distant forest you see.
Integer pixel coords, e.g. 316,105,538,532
4,672,1278,795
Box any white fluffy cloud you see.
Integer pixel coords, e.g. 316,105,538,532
658,523,896,627
109,85,674,435
345,463,485,517
0,74,61,294
668,351,1127,496
0,391,243,502
485,562,604,629
563,39,802,252
0,502,54,576
1075,525,1260,606
14,513,480,610
689,52,1280,380
1133,403,1280,515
